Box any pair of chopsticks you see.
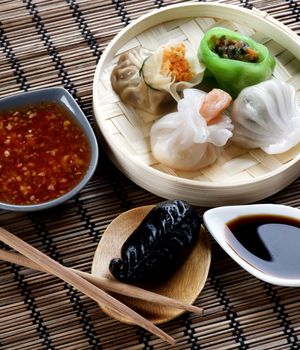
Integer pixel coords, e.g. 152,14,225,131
0,227,203,345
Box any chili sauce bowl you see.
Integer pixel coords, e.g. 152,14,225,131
203,204,300,287
0,87,99,212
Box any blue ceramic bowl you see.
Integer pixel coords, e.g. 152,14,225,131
0,87,99,212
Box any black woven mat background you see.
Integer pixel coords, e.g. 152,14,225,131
0,1,299,349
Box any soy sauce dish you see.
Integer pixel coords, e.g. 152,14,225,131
203,204,300,287
0,88,98,212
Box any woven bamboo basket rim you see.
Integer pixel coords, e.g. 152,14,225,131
93,3,300,196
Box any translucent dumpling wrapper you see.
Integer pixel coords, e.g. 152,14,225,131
150,88,233,171
110,48,174,115
231,79,300,154
141,42,206,101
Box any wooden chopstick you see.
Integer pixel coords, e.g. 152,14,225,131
0,227,175,345
0,248,203,315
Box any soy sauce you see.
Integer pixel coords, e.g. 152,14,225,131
226,214,300,279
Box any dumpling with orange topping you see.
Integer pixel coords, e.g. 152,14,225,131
140,42,206,101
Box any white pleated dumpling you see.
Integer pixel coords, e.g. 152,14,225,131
231,79,300,154
150,88,233,171
141,42,206,101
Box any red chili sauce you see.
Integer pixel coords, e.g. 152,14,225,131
0,102,91,205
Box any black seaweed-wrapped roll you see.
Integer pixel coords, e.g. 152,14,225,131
109,200,201,283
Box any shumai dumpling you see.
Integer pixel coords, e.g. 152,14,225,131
111,48,174,115
231,79,300,154
140,41,206,101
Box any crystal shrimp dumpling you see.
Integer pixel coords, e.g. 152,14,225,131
150,88,233,171
231,79,300,154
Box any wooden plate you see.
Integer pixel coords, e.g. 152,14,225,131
93,3,300,206
91,205,211,324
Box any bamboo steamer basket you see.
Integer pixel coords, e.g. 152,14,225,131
93,3,300,207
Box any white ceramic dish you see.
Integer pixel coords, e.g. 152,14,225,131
93,3,300,206
203,204,300,286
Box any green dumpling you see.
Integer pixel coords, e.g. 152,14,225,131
198,27,276,97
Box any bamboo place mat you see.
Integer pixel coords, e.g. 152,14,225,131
0,1,299,349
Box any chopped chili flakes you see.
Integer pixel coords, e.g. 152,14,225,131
0,102,91,205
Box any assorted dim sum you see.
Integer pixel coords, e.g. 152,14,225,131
150,88,233,171
231,79,300,154
109,27,299,170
